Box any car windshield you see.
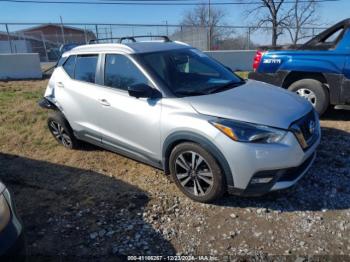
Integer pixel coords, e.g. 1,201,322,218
138,48,244,97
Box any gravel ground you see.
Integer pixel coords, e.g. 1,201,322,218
0,80,349,261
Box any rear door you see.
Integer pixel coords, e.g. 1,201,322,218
96,53,162,164
53,53,103,143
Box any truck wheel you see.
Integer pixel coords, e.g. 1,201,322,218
288,79,329,115
169,142,225,203
47,111,79,149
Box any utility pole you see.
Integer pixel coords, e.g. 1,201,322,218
208,0,211,50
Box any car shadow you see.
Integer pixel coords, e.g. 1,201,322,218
0,153,176,261
214,126,350,212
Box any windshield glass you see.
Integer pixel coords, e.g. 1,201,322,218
138,48,244,97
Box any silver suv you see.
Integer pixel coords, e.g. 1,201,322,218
40,36,321,203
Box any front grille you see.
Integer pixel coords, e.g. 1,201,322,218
290,110,319,150
299,111,315,141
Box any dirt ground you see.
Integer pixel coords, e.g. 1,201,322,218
0,80,349,261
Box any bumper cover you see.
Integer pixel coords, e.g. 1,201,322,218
228,152,316,196
248,71,289,87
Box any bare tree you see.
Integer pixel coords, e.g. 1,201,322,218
284,0,319,45
243,0,292,47
180,3,228,49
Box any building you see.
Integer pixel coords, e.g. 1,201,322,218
18,24,96,45
0,24,96,61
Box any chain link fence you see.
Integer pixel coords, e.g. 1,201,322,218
0,23,327,62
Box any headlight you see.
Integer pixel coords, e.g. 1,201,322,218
0,193,11,231
210,119,287,144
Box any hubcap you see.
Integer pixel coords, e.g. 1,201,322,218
174,151,214,197
49,121,72,147
296,88,317,106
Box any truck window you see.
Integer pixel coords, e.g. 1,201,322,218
323,28,344,43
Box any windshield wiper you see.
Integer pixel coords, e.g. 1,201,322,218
205,80,246,94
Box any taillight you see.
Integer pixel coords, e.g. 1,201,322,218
253,50,265,71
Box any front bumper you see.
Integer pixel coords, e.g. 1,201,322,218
215,123,320,196
0,189,26,261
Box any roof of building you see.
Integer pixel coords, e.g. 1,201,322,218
64,41,190,56
18,24,89,33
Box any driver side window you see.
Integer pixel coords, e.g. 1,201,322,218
104,54,149,91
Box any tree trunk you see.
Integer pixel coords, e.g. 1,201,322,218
272,24,278,47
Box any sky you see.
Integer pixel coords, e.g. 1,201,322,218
0,0,348,26
0,0,349,46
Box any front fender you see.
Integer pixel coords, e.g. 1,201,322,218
162,131,234,187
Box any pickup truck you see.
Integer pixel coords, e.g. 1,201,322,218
249,19,350,115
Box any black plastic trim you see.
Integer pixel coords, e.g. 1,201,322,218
248,71,289,87
162,131,234,187
38,98,58,110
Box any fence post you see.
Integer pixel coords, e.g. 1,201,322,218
40,32,49,62
60,16,66,44
95,25,99,40
180,26,183,41
5,24,13,53
84,26,88,44
247,27,251,50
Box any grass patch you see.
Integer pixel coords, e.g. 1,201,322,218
235,71,250,79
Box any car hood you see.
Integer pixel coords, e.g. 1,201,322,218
184,80,312,129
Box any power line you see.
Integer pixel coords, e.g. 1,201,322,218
0,0,341,5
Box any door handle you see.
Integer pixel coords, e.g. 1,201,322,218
56,82,64,88
98,98,111,106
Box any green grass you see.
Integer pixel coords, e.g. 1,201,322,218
235,71,249,79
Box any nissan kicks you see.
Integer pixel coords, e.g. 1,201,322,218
39,37,321,203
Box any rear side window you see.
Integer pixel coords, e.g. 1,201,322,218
104,54,149,91
62,55,76,78
75,55,98,84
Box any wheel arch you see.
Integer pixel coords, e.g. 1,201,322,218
282,71,328,89
162,131,234,187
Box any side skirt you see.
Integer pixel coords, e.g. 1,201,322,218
75,131,164,171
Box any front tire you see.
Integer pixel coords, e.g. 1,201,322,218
169,142,225,203
47,111,78,149
288,79,329,115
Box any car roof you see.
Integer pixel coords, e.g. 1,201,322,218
63,41,190,57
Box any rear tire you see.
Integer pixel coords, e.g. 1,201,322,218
288,79,329,115
169,142,225,203
47,111,79,149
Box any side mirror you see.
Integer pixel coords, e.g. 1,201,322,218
128,84,158,99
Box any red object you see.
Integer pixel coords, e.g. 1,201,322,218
253,50,265,72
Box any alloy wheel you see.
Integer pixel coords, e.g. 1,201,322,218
174,151,214,196
49,120,72,147
296,88,317,106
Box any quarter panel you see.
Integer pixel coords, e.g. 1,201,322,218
51,67,102,142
